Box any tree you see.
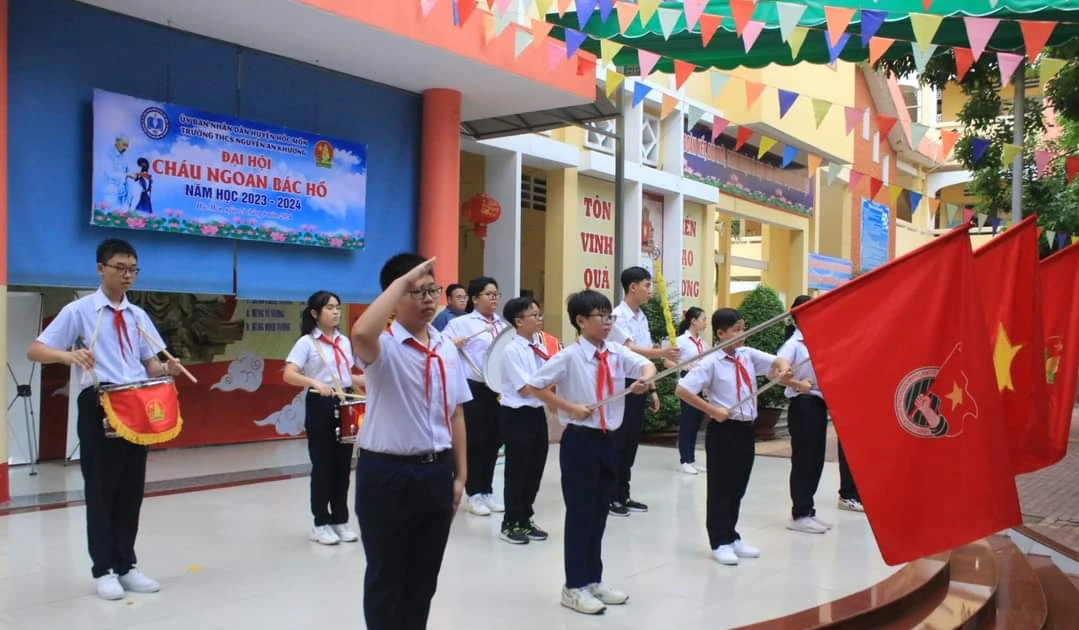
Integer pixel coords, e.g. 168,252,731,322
738,285,788,410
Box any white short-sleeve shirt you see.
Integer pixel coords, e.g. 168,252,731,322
443,311,507,382
498,334,548,409
608,302,652,349
776,329,822,399
675,331,707,365
285,329,356,387
678,346,777,422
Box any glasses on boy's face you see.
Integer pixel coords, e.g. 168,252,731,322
103,263,140,276
586,313,617,323
479,291,501,300
406,286,443,301
525,312,544,321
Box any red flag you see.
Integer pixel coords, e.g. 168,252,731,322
1039,243,1079,467
973,216,1049,473
793,228,1020,565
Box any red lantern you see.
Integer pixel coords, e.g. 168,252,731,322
461,193,502,240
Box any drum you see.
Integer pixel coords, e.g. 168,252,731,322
335,398,366,444
97,377,183,445
483,327,518,395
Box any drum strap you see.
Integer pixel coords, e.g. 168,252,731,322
309,334,348,402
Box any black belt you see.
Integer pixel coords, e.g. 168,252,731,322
563,424,610,437
359,449,451,465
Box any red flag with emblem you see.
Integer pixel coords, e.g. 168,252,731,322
972,216,1048,473
1039,243,1079,467
793,227,1020,565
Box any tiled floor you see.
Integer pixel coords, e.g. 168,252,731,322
0,444,896,630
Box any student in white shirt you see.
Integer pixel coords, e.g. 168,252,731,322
27,239,182,601
444,276,507,516
672,306,708,475
607,266,680,516
496,296,552,545
676,308,792,566
283,290,365,546
350,254,470,630
526,290,655,615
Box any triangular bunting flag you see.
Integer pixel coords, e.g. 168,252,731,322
911,43,938,73
1045,229,1057,245
710,71,730,98
483,13,497,44
940,129,959,159
869,177,884,199
1040,57,1066,92
812,99,832,128
1056,232,1069,250
758,136,778,159
976,212,988,227
962,207,974,224
638,50,661,77
923,0,934,11
458,0,478,27
494,8,514,37
531,18,553,40
683,0,708,30
889,184,904,205
1001,143,1022,166
782,144,799,168
909,191,923,213
420,0,438,18
844,106,862,136
997,52,1024,86
557,0,573,16
564,29,587,58
927,198,940,220
597,0,614,22
788,27,809,59
778,89,799,119
657,7,681,39
971,137,991,163
827,32,850,65
743,20,765,53
1035,149,1052,175
637,0,659,25
776,2,807,42
605,68,625,98
700,14,723,47
632,82,652,107
735,127,753,151
849,171,863,192
963,17,999,61
573,0,597,29
600,39,624,65
991,215,1001,234
514,29,534,57
711,115,729,141
661,93,679,119
824,6,856,49
745,81,765,108
945,203,957,225
615,3,637,32
827,162,842,184
954,47,975,81
911,122,930,147
877,114,898,138
536,0,552,15
910,13,944,52
730,0,756,37
1019,21,1055,63
1067,156,1079,184
496,0,514,13
807,154,822,175
869,37,895,66
674,60,696,90
546,40,565,69
860,10,888,47
687,105,706,129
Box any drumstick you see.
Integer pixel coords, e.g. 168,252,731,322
138,329,198,384
724,357,812,412
462,325,493,341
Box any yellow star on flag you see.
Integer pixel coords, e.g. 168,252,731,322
945,381,964,411
992,322,1023,392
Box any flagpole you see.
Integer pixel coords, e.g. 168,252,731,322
1011,63,1025,225
589,310,791,409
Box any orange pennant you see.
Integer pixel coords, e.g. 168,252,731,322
954,47,975,81
661,94,679,119
557,0,572,17
940,129,959,159
824,6,856,48
730,0,755,37
1019,21,1056,63
744,81,765,108
531,19,554,40
869,37,895,65
735,127,753,150
807,154,822,175
699,13,723,47
674,60,695,90
616,3,638,33
929,198,941,220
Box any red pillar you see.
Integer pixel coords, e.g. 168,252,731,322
418,89,461,294
0,0,10,504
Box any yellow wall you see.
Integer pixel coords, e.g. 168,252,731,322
459,152,486,282
521,208,546,303
817,178,852,260
681,202,707,312
543,168,580,343
575,177,617,301
895,221,933,256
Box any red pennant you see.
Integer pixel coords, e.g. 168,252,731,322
735,127,752,150
877,115,898,138
963,207,974,224
730,0,755,37
699,13,723,47
711,115,729,142
673,60,696,90
922,0,933,10
1067,156,1079,184
1019,21,1056,63
940,129,959,159
869,177,884,200
848,170,863,192
844,106,863,135
458,0,478,27
954,47,975,81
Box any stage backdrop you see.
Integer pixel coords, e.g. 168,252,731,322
91,89,367,250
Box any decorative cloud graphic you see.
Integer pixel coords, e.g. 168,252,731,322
253,391,306,436
210,350,265,392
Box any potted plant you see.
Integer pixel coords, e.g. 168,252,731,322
738,284,788,441
640,294,681,444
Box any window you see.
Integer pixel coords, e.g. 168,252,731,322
641,113,660,166
521,174,547,212
900,85,920,123
584,119,616,154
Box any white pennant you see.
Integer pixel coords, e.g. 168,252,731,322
911,43,938,73
775,2,807,42
514,29,534,58
687,105,706,129
710,71,730,98
657,7,680,40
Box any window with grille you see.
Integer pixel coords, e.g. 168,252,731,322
521,174,547,212
584,119,616,154
641,113,660,166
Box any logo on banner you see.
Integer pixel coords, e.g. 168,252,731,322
145,398,168,424
314,140,334,168
140,106,170,140
893,344,979,440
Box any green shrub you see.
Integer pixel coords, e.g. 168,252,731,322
737,285,788,410
641,294,681,433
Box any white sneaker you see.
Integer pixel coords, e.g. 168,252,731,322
812,515,833,530
331,524,359,543
787,517,828,534
732,540,760,558
118,568,160,593
94,573,124,600
695,462,707,473
310,525,340,545
680,463,699,475
588,582,628,605
483,493,505,513
838,497,865,512
711,545,739,565
468,494,492,516
561,586,606,614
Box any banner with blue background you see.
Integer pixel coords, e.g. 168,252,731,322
91,89,367,250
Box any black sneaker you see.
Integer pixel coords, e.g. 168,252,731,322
609,502,630,517
499,526,530,545
524,521,549,541
624,499,648,512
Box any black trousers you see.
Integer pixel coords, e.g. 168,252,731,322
464,380,501,496
837,441,860,501
499,405,548,527
788,395,829,519
561,425,616,589
78,386,149,578
612,380,646,503
678,399,704,464
305,392,354,526
355,450,454,630
705,420,755,548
